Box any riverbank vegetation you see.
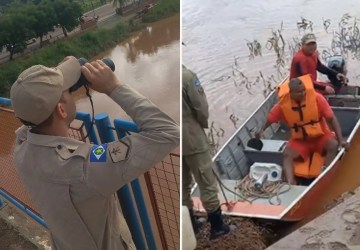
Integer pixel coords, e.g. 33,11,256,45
0,0,83,60
80,0,107,13
142,0,180,23
207,14,360,154
0,0,180,98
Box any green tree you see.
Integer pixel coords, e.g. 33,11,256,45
52,0,82,37
0,3,36,60
0,19,7,52
26,1,57,47
0,0,13,7
0,0,12,13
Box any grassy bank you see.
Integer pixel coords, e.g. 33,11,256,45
0,23,141,97
0,0,179,98
142,0,180,23
80,0,107,13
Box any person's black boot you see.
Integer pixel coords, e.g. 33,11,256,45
207,207,232,240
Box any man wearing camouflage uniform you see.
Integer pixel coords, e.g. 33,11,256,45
182,65,231,240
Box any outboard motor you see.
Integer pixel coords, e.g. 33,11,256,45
328,55,346,74
327,55,347,90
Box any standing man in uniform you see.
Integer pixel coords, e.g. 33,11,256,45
182,65,232,240
11,56,180,249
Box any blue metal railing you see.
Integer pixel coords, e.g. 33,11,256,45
0,189,47,227
95,113,157,250
114,119,157,250
75,112,99,144
0,196,5,208
114,119,140,138
0,97,12,106
0,97,48,226
0,98,157,249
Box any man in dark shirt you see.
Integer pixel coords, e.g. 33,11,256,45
290,33,347,94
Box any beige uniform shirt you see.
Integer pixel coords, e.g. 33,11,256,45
14,84,180,250
182,65,210,156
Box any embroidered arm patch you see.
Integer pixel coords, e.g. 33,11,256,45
90,144,107,163
194,79,202,88
194,78,205,94
108,141,129,163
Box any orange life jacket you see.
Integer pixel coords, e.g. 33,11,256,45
278,74,324,139
294,152,324,179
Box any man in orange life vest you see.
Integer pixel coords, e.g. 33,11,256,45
256,76,349,185
290,33,347,95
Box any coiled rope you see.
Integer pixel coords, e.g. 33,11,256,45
235,175,291,205
213,170,291,206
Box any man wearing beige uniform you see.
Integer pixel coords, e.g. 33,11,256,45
10,56,180,249
182,65,232,240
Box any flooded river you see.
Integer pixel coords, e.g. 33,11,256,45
183,0,360,240
183,0,360,149
76,14,180,123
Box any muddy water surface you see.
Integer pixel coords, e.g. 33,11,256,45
76,14,180,123
183,0,360,240
183,0,360,147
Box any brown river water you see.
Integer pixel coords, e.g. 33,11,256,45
183,0,360,241
183,0,360,149
76,14,180,124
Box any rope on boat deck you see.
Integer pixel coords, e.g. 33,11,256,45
213,170,253,204
235,175,291,205
213,171,291,207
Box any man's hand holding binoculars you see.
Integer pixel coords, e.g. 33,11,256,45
81,60,120,96
60,55,117,94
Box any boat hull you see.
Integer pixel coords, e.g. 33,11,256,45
191,85,360,222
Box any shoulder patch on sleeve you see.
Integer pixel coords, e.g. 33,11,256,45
194,78,202,88
108,141,129,163
90,144,107,163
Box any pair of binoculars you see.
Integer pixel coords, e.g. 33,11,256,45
69,57,115,93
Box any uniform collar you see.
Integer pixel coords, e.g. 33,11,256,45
27,128,84,149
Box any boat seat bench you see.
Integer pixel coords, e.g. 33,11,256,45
244,139,286,166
